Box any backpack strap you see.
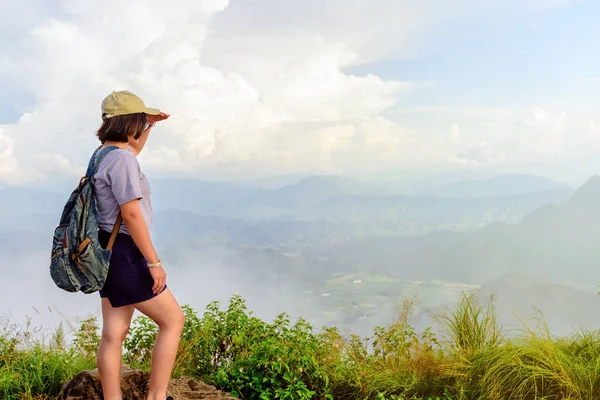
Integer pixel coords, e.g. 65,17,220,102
86,145,120,177
86,145,124,250
106,213,123,251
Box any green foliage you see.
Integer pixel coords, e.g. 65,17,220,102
71,317,101,360
464,317,600,399
0,318,95,400
322,297,453,399
3,293,600,399
435,292,501,359
123,312,158,369
125,296,334,399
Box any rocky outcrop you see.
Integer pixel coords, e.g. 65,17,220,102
167,376,237,399
60,364,237,399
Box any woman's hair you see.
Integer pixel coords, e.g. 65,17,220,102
97,113,147,143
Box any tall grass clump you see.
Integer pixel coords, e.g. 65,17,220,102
466,316,600,400
0,316,97,400
434,292,600,400
321,297,453,400
434,291,502,383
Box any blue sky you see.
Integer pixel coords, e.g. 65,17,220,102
0,0,599,185
350,1,600,110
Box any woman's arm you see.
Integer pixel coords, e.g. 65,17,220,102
120,199,166,294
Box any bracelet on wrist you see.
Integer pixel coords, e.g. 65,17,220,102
147,259,162,268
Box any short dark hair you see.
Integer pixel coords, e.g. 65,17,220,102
96,113,147,143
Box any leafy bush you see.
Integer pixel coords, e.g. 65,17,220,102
125,295,333,399
3,292,600,399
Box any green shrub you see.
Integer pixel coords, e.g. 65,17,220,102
125,295,333,399
3,293,600,400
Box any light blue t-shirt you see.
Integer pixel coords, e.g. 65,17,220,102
92,147,153,235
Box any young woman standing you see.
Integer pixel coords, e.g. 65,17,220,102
92,90,184,400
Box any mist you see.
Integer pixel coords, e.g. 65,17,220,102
3,172,600,342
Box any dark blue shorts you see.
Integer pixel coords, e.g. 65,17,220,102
98,230,166,308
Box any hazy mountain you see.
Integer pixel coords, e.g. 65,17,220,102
387,169,500,194
226,172,312,190
420,174,569,198
147,186,572,247
322,176,600,287
151,179,262,214
2,175,599,337
223,175,571,229
151,209,386,248
1,174,571,245
317,189,571,230
239,175,378,209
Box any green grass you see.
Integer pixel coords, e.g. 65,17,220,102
0,319,96,400
1,293,600,399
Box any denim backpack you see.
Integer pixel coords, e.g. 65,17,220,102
49,146,123,294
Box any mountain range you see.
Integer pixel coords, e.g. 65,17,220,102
419,173,569,198
1,172,598,336
0,173,572,239
312,175,600,288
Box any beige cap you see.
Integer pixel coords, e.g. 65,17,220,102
101,90,161,120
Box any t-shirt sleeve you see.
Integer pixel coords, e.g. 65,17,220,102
107,154,143,205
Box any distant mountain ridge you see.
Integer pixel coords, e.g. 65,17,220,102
420,173,570,198
240,175,378,209
0,174,573,240
324,175,600,287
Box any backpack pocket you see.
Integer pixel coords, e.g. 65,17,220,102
75,238,111,294
50,225,78,292
51,225,68,256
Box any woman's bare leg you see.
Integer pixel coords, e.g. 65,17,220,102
97,298,135,400
134,288,185,400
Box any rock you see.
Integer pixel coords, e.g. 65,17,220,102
61,364,237,400
168,377,237,399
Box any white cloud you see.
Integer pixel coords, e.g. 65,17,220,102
0,128,32,185
517,107,566,156
0,0,429,183
455,142,503,166
388,104,600,171
0,0,595,184
0,129,17,173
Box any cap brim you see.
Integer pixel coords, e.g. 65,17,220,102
144,107,161,116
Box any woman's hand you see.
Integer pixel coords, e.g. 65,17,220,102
147,112,170,123
150,266,167,294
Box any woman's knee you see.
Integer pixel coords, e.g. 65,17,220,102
157,308,185,332
101,325,130,345
176,309,186,330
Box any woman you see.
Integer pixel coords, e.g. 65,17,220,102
92,90,185,400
